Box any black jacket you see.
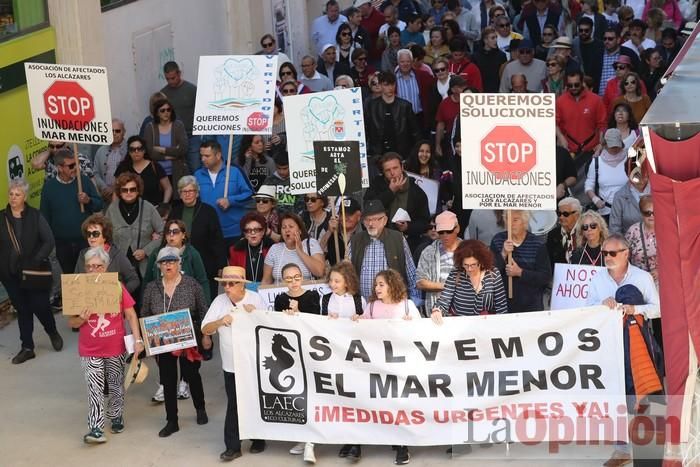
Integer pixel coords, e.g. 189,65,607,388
169,200,227,276
0,205,54,281
364,96,420,158
473,46,508,93
316,60,352,83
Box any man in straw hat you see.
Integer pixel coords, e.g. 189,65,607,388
201,266,266,461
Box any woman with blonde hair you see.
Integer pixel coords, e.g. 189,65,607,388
570,210,609,266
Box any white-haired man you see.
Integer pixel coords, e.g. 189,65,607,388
546,197,582,268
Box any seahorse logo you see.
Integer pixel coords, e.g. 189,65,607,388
263,333,296,392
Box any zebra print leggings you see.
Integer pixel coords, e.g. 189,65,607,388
80,354,126,431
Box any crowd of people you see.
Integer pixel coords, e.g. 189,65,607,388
3,0,690,464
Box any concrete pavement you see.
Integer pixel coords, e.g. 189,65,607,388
0,315,626,466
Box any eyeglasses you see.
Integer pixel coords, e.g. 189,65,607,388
180,188,197,195
159,259,178,265
49,144,65,149
614,65,629,71
283,274,303,283
642,210,654,217
244,227,264,234
624,80,637,85
120,186,138,194
256,198,272,204
566,82,582,88
61,163,77,169
86,264,106,271
158,107,173,113
581,223,598,231
304,196,320,203
464,262,480,269
603,36,616,41
364,215,386,224
280,70,294,76
546,62,559,67
222,281,242,288
86,230,102,238
437,227,456,235
129,145,145,153
433,67,447,73
557,210,577,217
262,41,274,47
166,228,182,236
602,248,627,257
281,88,296,95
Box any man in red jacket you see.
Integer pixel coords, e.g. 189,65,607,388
447,36,483,92
356,0,385,65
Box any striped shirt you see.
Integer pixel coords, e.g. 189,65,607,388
434,268,508,316
395,70,422,114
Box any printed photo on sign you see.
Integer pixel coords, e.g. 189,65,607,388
313,141,362,196
193,55,278,135
460,93,556,210
24,63,114,145
140,309,197,356
256,326,308,424
284,88,369,194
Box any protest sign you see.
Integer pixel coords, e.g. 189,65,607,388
140,309,197,356
313,141,362,196
193,55,278,135
551,264,606,310
232,307,626,446
61,273,121,315
407,171,439,215
460,94,556,210
24,63,113,145
284,88,369,194
258,281,331,311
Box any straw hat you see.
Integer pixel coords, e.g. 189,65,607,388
215,266,251,283
124,353,149,391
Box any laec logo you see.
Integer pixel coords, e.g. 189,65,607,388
256,326,307,424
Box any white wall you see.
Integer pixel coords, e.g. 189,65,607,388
100,0,231,134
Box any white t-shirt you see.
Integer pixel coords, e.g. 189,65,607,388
264,238,323,282
324,292,367,319
201,290,266,373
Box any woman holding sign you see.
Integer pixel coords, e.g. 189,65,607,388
141,247,209,438
68,247,143,444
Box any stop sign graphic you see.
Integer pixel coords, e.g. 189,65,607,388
43,81,95,131
247,112,269,132
481,126,536,179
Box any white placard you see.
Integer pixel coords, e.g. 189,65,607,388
284,87,369,194
258,280,331,310
407,171,439,215
232,307,627,446
193,55,279,135
551,264,607,310
24,63,113,145
460,93,556,210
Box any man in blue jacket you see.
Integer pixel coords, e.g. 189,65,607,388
195,140,253,250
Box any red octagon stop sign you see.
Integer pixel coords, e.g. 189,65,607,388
247,111,269,132
481,126,536,179
43,81,95,131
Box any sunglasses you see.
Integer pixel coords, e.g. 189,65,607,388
262,42,274,47
624,80,637,85
433,67,447,73
602,248,627,257
341,32,351,36
518,49,533,54
129,145,145,153
581,223,598,231
304,196,320,203
566,82,582,88
49,144,65,149
284,274,303,283
113,129,123,133
120,186,138,194
166,228,182,236
158,107,172,113
244,227,264,234
223,281,244,288
281,88,296,94
62,163,77,169
86,230,102,238
642,210,654,217
280,70,294,76
159,259,178,265
498,23,511,28
256,198,272,204
437,227,456,235
557,210,577,217
614,65,629,70
547,62,559,67
603,36,616,41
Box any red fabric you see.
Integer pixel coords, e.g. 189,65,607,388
228,243,271,268
78,286,135,358
650,129,700,181
435,96,460,132
603,77,648,112
414,67,436,126
447,59,483,92
171,346,203,362
555,90,608,152
361,7,385,60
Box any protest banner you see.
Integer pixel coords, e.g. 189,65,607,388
258,281,331,311
407,171,439,215
232,307,627,446
140,309,197,357
459,94,556,210
24,63,113,145
551,264,606,310
192,55,278,135
313,141,362,197
284,87,369,194
61,273,121,315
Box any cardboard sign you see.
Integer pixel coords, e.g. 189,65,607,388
460,93,556,210
313,141,362,196
24,63,113,145
258,280,331,311
140,309,198,357
550,263,607,309
61,273,121,315
406,171,439,215
284,87,369,194
193,55,279,135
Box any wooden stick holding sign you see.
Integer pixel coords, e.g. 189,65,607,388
338,174,349,260
506,209,513,299
73,143,85,213
329,196,341,264
223,134,234,198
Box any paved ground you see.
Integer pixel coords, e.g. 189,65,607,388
0,315,657,467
